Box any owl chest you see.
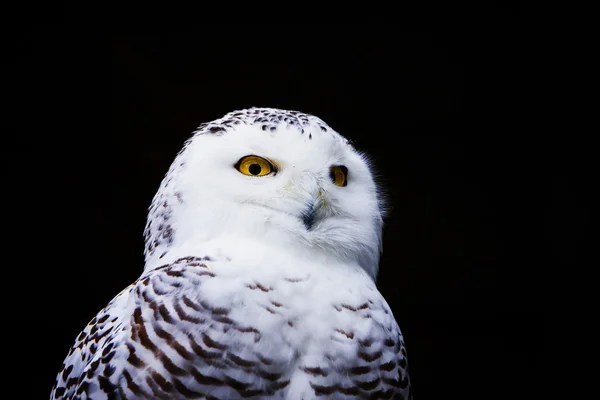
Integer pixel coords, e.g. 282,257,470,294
193,267,379,356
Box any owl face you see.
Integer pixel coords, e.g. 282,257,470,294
146,108,384,278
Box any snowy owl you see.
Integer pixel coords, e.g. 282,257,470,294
51,107,412,399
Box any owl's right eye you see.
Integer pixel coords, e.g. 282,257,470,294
235,155,276,177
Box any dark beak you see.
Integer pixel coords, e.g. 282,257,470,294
301,199,317,230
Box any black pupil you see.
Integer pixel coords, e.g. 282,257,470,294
249,163,262,175
329,168,337,182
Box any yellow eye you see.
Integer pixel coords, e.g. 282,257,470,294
329,165,348,187
235,155,275,177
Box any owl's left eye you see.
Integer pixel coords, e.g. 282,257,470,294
330,165,348,187
235,155,276,177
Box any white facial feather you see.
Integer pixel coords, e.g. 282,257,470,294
143,107,385,279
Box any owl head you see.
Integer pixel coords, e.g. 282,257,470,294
144,108,386,279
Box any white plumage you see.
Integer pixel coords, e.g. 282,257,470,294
51,107,412,399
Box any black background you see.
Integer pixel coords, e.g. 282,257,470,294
7,21,571,400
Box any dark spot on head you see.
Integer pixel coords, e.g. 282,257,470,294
309,133,312,139
209,126,225,133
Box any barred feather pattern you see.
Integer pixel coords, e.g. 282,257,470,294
50,256,411,400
